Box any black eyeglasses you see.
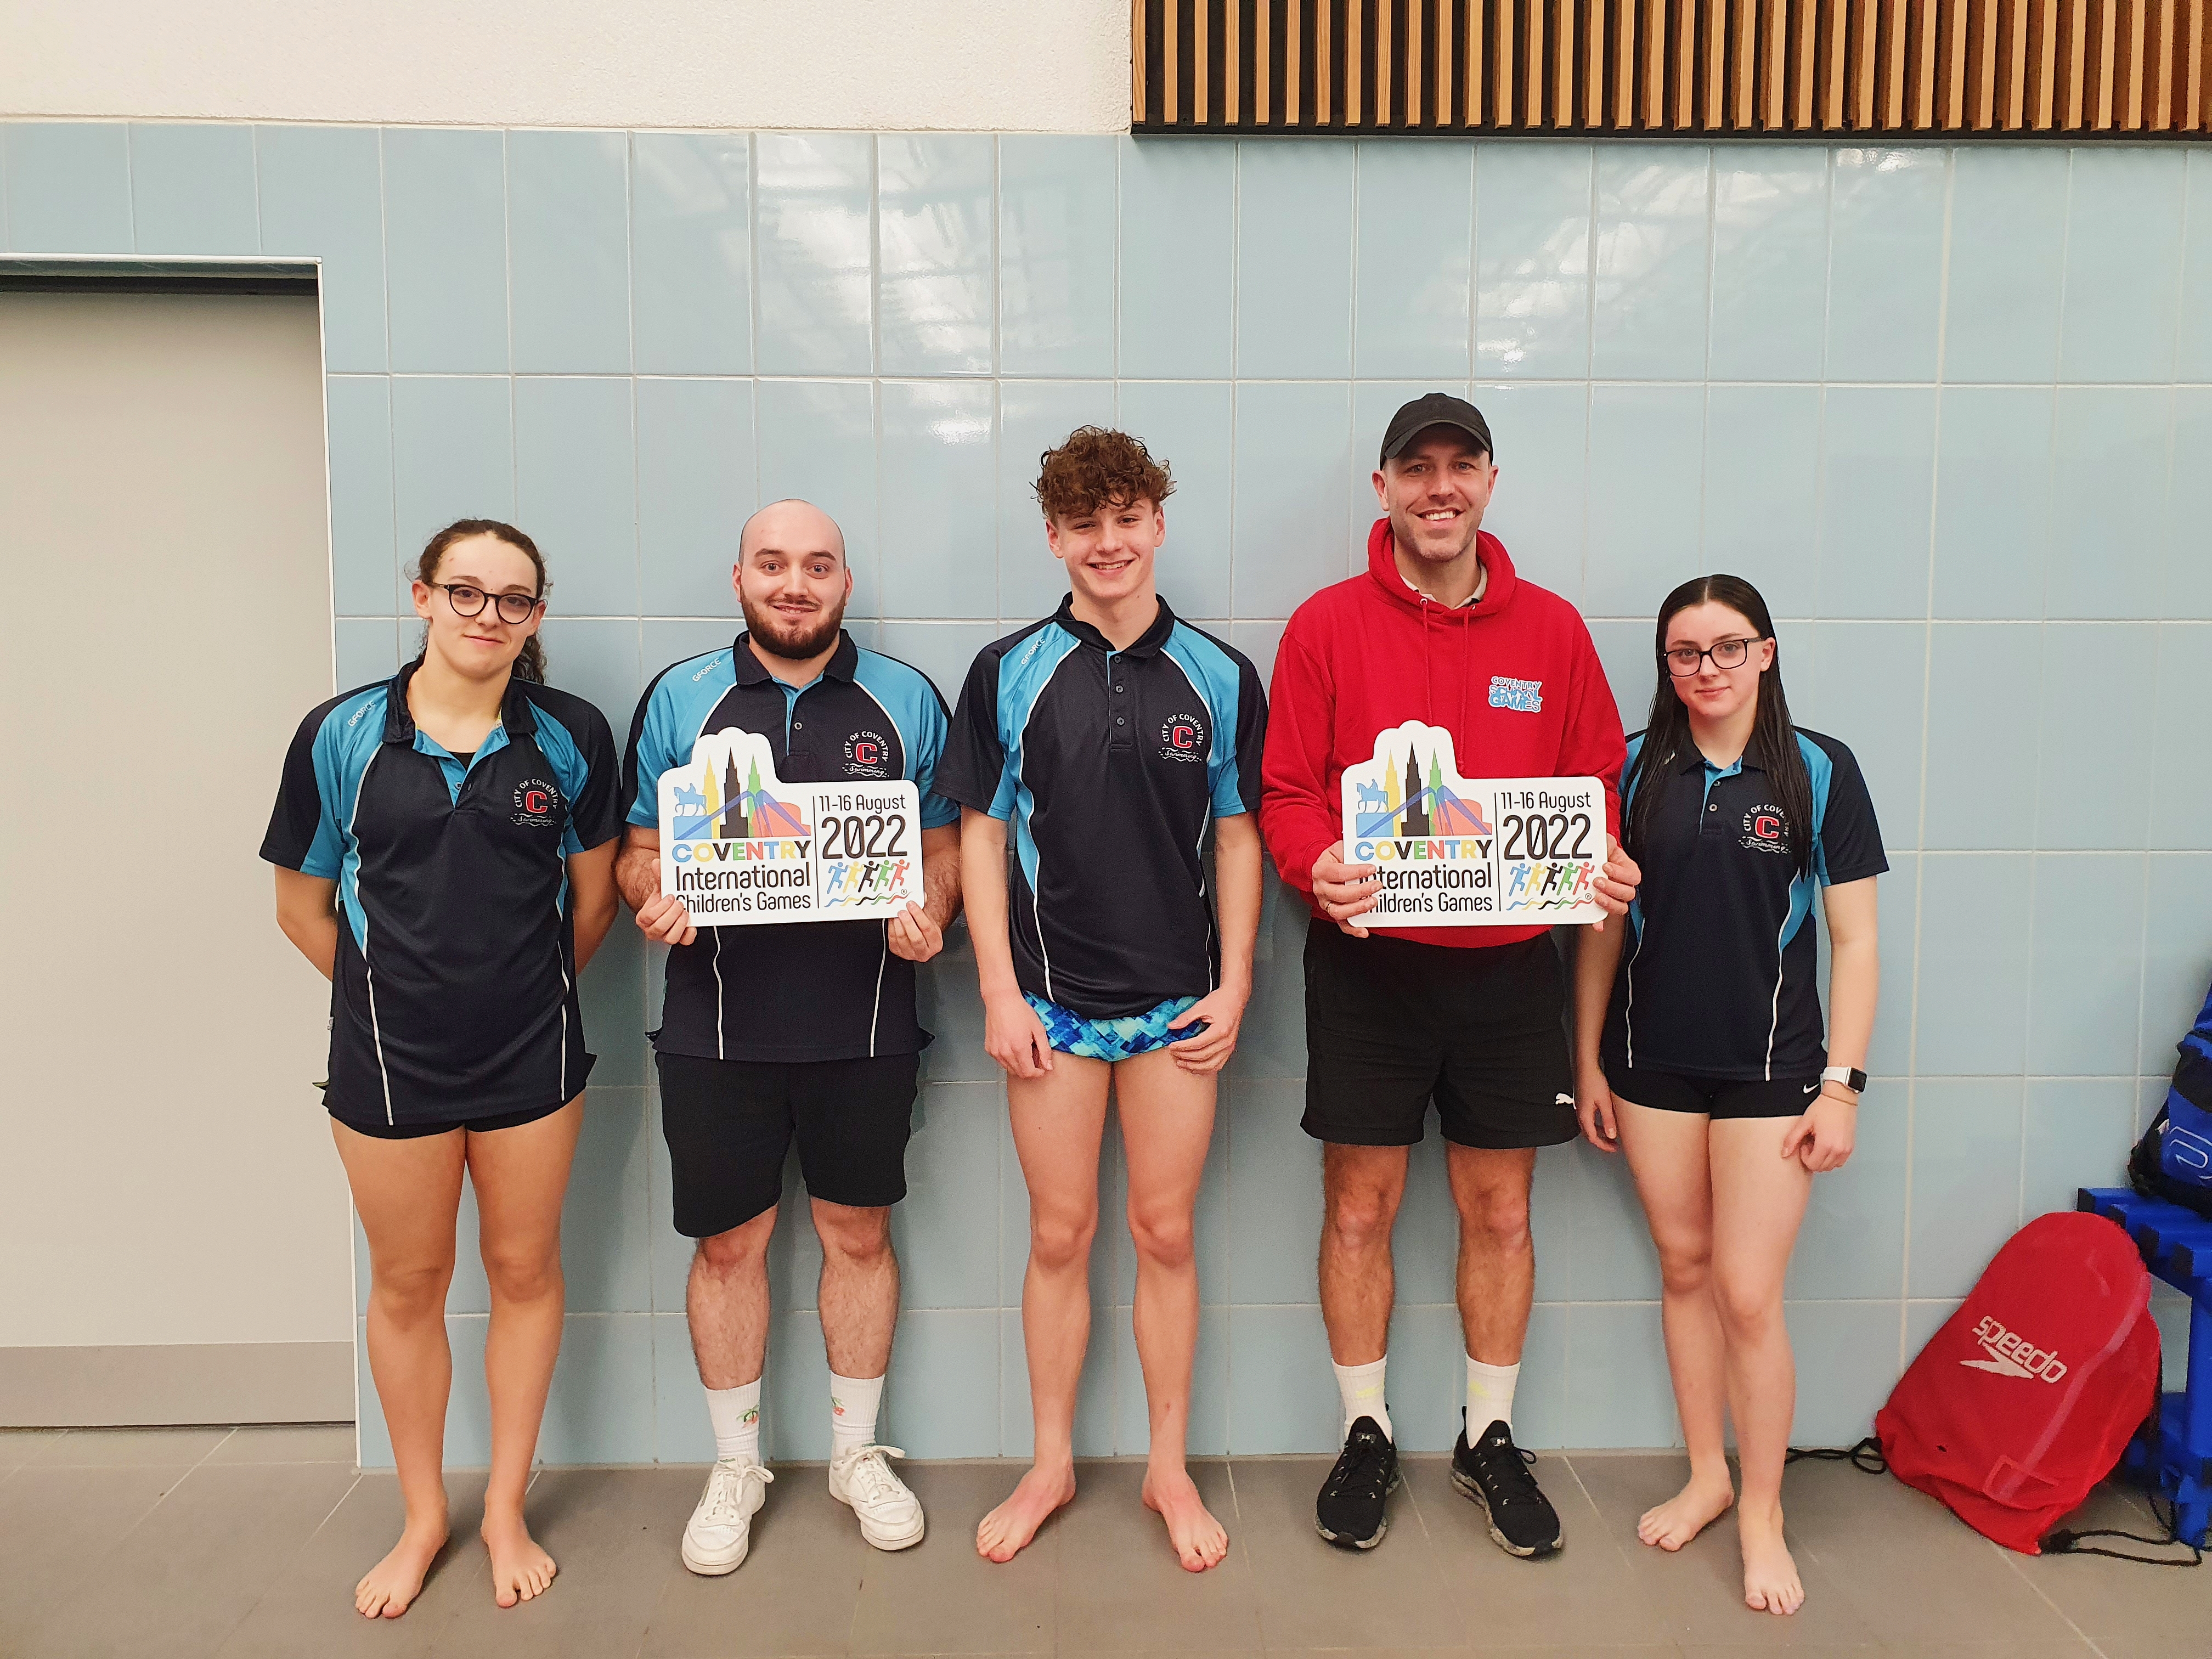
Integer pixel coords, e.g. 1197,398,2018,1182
1663,636,1764,678
433,582,543,625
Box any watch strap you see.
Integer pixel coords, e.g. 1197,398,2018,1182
1820,1065,1867,1092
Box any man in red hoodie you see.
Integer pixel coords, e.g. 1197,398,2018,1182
1260,393,1638,1558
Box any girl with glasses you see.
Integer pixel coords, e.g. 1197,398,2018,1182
1570,575,1884,1617
262,520,622,1618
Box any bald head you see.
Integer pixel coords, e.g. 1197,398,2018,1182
740,498,845,566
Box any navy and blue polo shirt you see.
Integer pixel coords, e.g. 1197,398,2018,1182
1602,727,1886,1081
937,595,1267,1019
623,630,959,1064
261,664,623,1128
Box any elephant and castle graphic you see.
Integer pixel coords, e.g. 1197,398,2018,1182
657,730,921,923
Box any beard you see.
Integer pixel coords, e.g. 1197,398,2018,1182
741,590,847,661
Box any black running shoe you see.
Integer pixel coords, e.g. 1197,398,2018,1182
1315,1415,1399,1549
1450,1413,1562,1556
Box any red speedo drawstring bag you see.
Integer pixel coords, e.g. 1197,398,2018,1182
1874,1211,2159,1553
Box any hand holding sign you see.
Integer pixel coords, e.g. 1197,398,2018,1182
658,731,924,927
1337,721,1608,928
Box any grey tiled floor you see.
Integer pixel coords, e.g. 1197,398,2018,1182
1,1425,2205,1658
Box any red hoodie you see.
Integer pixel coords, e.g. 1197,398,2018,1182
1259,518,1627,951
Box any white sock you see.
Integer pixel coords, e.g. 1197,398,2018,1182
706,1379,761,1466
1467,1355,1520,1435
829,1370,884,1456
1333,1356,1392,1441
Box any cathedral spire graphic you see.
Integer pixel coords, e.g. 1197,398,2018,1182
722,751,748,839
1401,746,1431,837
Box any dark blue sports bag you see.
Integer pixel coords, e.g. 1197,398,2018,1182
2130,973,2212,1218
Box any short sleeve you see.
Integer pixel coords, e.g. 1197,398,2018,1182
934,647,1011,819
551,700,623,855
907,674,962,831
1210,654,1268,818
622,672,682,829
1812,740,1887,887
260,704,345,877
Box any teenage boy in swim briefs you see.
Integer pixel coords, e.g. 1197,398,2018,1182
939,428,1267,1573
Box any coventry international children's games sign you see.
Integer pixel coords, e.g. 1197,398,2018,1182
657,731,922,925
1339,721,1606,927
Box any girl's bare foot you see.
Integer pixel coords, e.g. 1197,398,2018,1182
1738,1503,1803,1616
1141,1468,1229,1572
481,1510,556,1608
976,1462,1076,1563
1637,1474,1734,1551
354,1519,447,1619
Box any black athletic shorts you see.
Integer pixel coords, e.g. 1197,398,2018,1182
329,1097,571,1141
1301,920,1576,1150
1603,1060,1823,1120
655,1051,920,1238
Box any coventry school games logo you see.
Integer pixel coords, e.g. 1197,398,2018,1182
657,730,923,927
1339,721,1605,927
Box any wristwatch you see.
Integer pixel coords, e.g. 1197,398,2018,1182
1820,1065,1867,1093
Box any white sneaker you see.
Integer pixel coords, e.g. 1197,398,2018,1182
682,1458,774,1575
828,1443,925,1550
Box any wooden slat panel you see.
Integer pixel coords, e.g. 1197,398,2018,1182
1256,0,1273,122
1165,0,1182,122
2188,0,2207,126
1336,0,1353,125
1438,0,1455,126
1589,0,1611,125
1226,0,1242,123
1496,0,1517,124
1317,0,1334,123
1468,0,1487,121
1527,0,1548,126
1132,0,2208,133
1135,0,1152,122
1378,0,1395,125
2152,0,2175,122
1557,0,1579,126
1203,0,1221,124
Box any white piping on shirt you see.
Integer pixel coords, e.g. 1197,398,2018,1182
346,747,397,1125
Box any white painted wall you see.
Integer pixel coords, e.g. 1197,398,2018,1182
0,0,1132,132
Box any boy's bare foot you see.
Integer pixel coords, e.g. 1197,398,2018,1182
1738,1503,1804,1616
1637,1474,1734,1551
482,1511,557,1608
1141,1468,1229,1572
976,1462,1076,1563
354,1520,447,1619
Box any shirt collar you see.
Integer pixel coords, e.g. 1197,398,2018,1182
732,629,859,688
1052,594,1176,658
1672,744,1760,777
382,659,536,744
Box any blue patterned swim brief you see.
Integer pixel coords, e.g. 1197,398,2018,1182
1024,994,1204,1062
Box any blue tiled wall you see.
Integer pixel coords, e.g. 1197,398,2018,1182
8,121,2208,1463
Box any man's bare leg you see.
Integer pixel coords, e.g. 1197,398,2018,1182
689,1206,777,1389
1318,1144,1409,1366
331,1121,468,1619
1116,1048,1229,1571
812,1199,898,1376
1444,1143,1537,1369
978,1056,1110,1562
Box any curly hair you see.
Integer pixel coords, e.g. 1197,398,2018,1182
1033,426,1175,521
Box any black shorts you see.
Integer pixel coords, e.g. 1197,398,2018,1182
1301,921,1575,1150
655,1051,920,1238
329,1098,571,1140
1604,1060,1822,1120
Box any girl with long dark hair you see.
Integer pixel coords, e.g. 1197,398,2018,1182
263,521,622,1617
1571,575,1884,1617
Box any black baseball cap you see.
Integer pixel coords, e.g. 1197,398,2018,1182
1379,393,1494,466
